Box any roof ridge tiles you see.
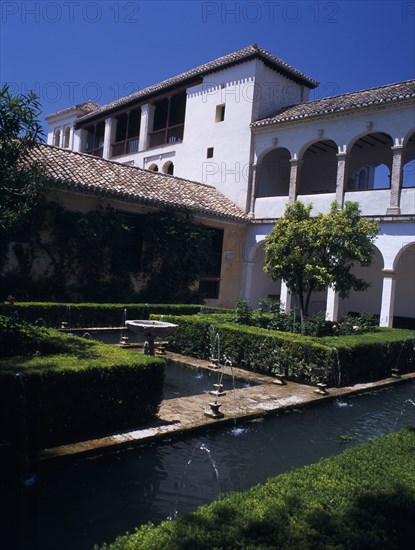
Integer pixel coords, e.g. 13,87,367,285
71,44,317,124
252,78,415,127
29,143,247,222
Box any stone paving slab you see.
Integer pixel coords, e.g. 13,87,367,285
34,352,415,463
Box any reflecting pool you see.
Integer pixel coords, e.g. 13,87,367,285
3,382,415,550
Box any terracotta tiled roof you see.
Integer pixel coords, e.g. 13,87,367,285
29,144,247,222
77,44,318,124
45,101,99,121
252,79,415,127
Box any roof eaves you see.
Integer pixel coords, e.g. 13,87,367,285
49,178,247,223
76,45,317,125
251,81,415,128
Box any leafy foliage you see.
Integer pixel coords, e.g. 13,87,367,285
226,297,377,337
0,84,46,233
0,317,165,448
163,314,415,386
98,429,415,549
138,210,214,303
0,204,214,303
264,201,379,320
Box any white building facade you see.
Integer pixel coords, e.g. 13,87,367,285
45,45,415,327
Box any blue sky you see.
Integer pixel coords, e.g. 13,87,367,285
1,0,414,131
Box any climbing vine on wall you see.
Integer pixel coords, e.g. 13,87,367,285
0,202,214,303
138,209,214,303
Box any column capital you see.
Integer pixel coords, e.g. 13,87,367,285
336,151,348,160
382,268,397,277
289,157,302,166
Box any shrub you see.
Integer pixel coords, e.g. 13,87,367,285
97,428,415,549
0,302,230,329
161,315,415,387
0,320,165,449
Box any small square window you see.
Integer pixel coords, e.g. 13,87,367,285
207,147,214,158
215,104,225,122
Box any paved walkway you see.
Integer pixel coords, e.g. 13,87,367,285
34,352,415,463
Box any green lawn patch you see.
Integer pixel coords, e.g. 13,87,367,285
0,315,165,449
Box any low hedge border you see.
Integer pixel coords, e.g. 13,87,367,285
98,428,415,549
159,315,415,387
0,325,165,450
0,302,230,329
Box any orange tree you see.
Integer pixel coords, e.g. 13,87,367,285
264,200,379,326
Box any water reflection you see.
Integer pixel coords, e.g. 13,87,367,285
5,382,415,550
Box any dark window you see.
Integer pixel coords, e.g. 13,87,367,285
153,98,169,131
215,104,225,122
199,228,223,299
84,123,104,157
115,113,128,142
207,147,214,158
128,109,141,138
169,93,187,126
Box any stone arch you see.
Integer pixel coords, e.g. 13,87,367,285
403,127,415,146
394,241,415,321
163,161,174,175
53,129,61,147
148,164,159,172
338,245,384,318
393,240,415,270
63,127,71,148
402,131,415,188
297,139,338,195
256,147,291,197
346,132,393,190
246,241,281,307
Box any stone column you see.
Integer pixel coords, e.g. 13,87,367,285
387,142,404,215
241,261,255,301
335,148,347,206
379,268,397,327
289,157,302,203
139,103,155,151
280,280,292,313
247,163,257,217
326,286,339,322
74,128,85,153
103,117,113,160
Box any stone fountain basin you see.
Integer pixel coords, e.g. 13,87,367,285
125,320,178,337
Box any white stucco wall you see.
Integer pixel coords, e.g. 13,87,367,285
173,61,258,210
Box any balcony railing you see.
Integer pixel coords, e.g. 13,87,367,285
148,124,184,148
111,137,139,158
84,147,103,158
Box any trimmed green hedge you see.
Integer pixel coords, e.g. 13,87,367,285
0,302,230,328
98,428,415,549
0,318,165,449
161,315,415,386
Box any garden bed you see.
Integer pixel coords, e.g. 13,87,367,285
0,316,165,450
161,314,415,387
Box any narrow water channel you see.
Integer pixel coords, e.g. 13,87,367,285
4,381,415,550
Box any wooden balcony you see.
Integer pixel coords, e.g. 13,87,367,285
148,124,184,148
111,137,139,158
84,147,103,158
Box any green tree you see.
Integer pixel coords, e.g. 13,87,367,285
0,84,46,232
264,200,379,324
